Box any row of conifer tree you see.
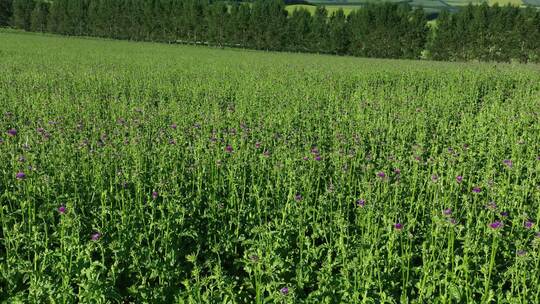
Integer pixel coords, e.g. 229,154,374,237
1,0,539,62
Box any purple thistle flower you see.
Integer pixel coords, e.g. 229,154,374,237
310,147,319,155
58,205,66,214
356,199,365,207
170,123,177,130
294,193,303,202
394,223,403,230
7,128,17,137
280,287,289,295
314,155,322,161
443,208,452,216
16,171,26,180
37,127,45,133
303,156,309,161
500,211,509,217
516,250,527,256
431,174,439,182
255,142,261,149
524,220,534,229
456,175,463,183
394,168,401,175
472,187,481,193
91,232,101,241
489,221,503,229
152,191,159,200
503,159,513,168
448,218,457,225
225,145,233,153
377,171,386,178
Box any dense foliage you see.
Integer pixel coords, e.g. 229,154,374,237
1,0,539,61
1,31,540,303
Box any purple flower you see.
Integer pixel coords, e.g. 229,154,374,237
7,128,17,137
377,171,386,178
500,211,509,217
443,208,452,216
394,168,401,175
524,220,534,229
58,205,66,214
503,159,513,168
456,175,463,183
431,174,439,182
310,147,319,155
303,156,309,161
294,193,303,202
472,187,481,193
516,250,527,256
170,123,177,130
152,191,159,200
37,127,45,133
448,218,457,225
314,155,322,161
91,232,101,241
225,145,233,153
394,223,403,230
489,221,503,229
280,287,289,295
356,199,365,207
255,142,261,149
16,172,26,180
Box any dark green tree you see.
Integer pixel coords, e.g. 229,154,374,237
30,1,48,32
12,0,33,30
0,0,13,26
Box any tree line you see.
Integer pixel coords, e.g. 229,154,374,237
0,0,539,62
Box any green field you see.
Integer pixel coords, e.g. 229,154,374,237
1,31,540,302
290,0,537,15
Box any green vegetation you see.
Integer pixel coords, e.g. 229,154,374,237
0,0,539,62
1,30,540,303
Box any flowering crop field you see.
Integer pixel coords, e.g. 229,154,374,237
1,31,540,303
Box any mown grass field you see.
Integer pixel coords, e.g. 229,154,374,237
1,30,540,303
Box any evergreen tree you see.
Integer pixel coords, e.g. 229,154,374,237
206,1,228,47
428,9,453,61
309,5,329,53
328,9,349,55
12,0,33,30
0,0,13,26
30,1,48,32
286,7,311,52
